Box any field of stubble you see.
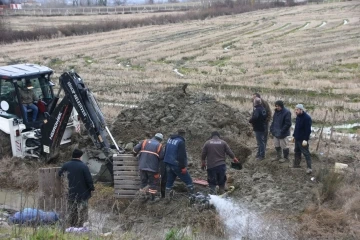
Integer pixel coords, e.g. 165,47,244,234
1,1,359,123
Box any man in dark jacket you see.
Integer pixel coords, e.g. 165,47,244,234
249,98,267,160
58,149,94,227
164,129,194,201
253,93,272,148
270,100,292,163
201,131,239,194
292,104,313,174
133,133,164,202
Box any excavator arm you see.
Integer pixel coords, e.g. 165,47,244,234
40,71,122,181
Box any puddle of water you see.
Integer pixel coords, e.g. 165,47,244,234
209,195,295,240
318,21,327,28
312,123,360,139
173,69,184,77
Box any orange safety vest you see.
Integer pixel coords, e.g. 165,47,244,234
139,139,162,158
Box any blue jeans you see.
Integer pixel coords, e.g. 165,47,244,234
207,164,227,189
22,103,38,122
255,131,265,158
165,163,193,191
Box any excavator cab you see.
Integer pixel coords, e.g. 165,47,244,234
0,64,55,126
0,63,80,158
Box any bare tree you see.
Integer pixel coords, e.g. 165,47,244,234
114,0,127,5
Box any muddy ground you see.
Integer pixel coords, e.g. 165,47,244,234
1,86,360,239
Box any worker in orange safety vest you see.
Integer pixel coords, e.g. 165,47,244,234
133,133,164,203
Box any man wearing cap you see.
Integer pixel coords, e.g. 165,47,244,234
249,98,268,160
252,93,272,148
58,149,95,227
163,129,194,201
201,131,239,194
293,104,313,174
270,100,292,163
19,80,38,123
133,133,164,203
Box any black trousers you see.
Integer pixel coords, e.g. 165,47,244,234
160,161,166,198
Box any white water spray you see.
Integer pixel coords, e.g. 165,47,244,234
209,195,295,240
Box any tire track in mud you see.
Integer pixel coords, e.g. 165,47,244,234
161,20,278,59
95,21,254,61
276,22,310,37
118,21,256,60
252,23,291,38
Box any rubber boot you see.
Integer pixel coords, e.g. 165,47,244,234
283,148,289,161
293,153,301,168
165,189,174,203
218,186,225,195
273,147,283,162
149,194,160,204
209,186,216,195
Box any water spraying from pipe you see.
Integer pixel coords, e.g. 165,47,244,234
209,195,296,240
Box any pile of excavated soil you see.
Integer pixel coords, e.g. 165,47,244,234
111,85,252,164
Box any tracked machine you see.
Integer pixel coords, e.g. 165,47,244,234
0,63,123,182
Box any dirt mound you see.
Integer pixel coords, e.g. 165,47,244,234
111,86,252,163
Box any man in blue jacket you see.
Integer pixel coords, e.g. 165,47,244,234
164,129,194,201
292,104,313,174
270,100,292,163
58,149,94,227
133,133,164,203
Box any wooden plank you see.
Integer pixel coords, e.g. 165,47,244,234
113,154,136,159
114,184,140,189
38,167,65,213
113,166,138,171
113,161,138,166
113,171,139,176
114,194,137,199
114,175,140,180
114,189,138,194
114,180,140,184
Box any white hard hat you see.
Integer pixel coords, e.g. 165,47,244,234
155,133,163,141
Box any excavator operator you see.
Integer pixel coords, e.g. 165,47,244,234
19,80,38,123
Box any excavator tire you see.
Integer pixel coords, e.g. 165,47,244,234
0,131,12,159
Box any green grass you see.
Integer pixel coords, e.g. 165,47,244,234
165,228,192,240
208,56,231,67
48,58,65,68
83,56,96,65
178,67,198,75
263,69,281,74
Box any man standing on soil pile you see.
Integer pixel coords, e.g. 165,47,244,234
270,100,292,163
292,104,313,174
252,93,272,148
249,98,268,160
164,129,194,201
201,131,239,194
58,149,94,227
133,133,164,203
